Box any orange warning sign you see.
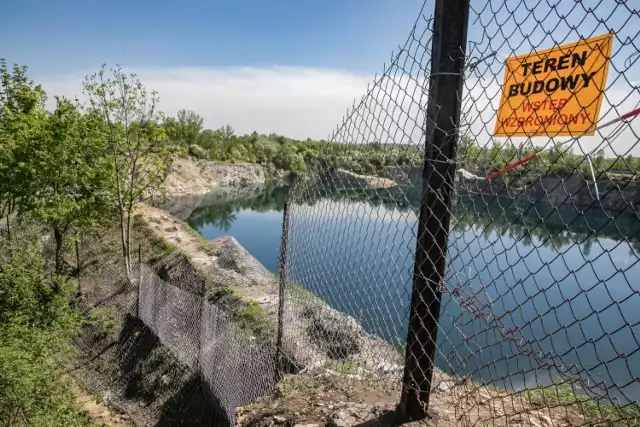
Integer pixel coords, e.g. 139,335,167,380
494,32,613,137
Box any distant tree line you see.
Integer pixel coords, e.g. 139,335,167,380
458,136,640,181
162,108,425,176
165,106,640,182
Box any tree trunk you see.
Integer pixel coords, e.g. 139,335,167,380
119,208,131,279
75,237,81,277
126,207,133,279
54,225,64,274
6,215,10,242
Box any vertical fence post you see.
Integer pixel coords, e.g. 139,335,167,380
75,237,81,277
275,200,290,382
399,0,470,421
197,270,206,372
137,243,142,318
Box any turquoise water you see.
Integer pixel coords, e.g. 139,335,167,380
186,183,640,403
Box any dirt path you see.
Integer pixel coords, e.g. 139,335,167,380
70,381,132,426
137,203,216,269
136,203,280,308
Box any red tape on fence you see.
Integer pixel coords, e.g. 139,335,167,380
486,107,640,180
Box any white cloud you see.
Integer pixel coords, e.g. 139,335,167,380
40,66,372,141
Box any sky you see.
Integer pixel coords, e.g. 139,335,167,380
0,0,425,140
2,0,639,156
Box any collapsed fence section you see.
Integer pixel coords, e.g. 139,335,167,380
279,0,640,425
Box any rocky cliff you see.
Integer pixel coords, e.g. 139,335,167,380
164,158,266,195
461,173,640,212
387,165,640,213
324,169,397,189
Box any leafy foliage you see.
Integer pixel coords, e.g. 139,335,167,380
0,238,93,427
83,65,175,277
0,59,48,220
21,97,114,271
188,143,208,159
164,109,203,149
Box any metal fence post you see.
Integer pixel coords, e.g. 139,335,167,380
275,200,290,382
75,237,81,277
399,0,470,421
137,243,142,318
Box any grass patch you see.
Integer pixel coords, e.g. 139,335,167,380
234,301,270,335
275,374,302,397
147,238,179,263
132,213,179,263
526,384,640,425
208,286,273,337
208,286,241,304
82,307,118,342
185,226,215,256
324,359,360,374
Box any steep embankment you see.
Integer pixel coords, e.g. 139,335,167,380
387,165,640,212
137,205,592,427
137,204,403,373
164,158,266,195
325,168,397,190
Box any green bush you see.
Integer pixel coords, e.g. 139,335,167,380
234,301,270,335
83,307,118,342
188,143,209,159
208,286,237,304
0,238,93,426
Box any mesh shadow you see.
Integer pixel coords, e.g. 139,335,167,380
116,314,230,426
353,410,410,427
156,375,230,427
117,314,160,394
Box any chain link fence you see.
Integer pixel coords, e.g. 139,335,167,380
279,0,640,425
3,0,640,426
0,215,275,426
69,231,278,427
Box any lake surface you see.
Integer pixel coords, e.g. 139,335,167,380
183,183,640,403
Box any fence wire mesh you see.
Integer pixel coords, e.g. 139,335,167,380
70,237,278,427
0,214,277,427
280,0,640,425
3,1,640,426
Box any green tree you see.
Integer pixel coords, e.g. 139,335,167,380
219,124,235,141
189,143,208,159
212,124,236,160
0,59,48,237
165,109,203,148
83,65,174,278
196,129,219,153
253,137,279,166
21,98,113,272
0,238,92,427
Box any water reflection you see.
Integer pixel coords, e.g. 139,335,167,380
187,182,289,232
181,183,640,255
180,183,640,403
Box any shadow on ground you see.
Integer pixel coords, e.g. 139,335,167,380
114,314,231,426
